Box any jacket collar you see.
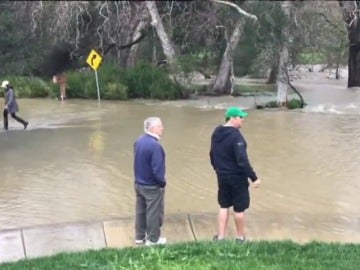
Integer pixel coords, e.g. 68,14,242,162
145,131,160,140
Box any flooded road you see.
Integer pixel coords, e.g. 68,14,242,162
0,74,359,243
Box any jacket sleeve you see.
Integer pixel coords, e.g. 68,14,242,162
6,89,14,108
151,144,166,187
233,133,258,181
209,149,215,170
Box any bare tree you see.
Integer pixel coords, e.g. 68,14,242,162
210,20,245,94
11,1,151,74
209,0,257,94
145,1,176,64
338,0,360,87
276,1,291,106
294,1,346,78
126,9,150,68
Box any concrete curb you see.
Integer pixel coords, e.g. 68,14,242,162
0,212,218,264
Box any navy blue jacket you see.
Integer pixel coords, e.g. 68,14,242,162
210,125,257,181
134,134,166,187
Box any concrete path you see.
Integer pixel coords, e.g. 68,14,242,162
0,213,215,264
1,211,360,264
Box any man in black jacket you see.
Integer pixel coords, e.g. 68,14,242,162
210,107,261,242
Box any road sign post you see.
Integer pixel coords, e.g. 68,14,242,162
86,49,103,102
95,70,100,103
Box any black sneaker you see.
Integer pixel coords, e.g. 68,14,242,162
235,236,246,243
24,122,29,129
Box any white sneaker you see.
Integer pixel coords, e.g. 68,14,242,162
134,239,145,244
145,237,167,246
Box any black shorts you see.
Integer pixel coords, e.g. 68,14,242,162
217,174,250,212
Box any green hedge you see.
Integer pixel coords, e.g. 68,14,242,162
0,62,183,100
122,61,183,100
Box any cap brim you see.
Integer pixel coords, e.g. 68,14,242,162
240,112,248,118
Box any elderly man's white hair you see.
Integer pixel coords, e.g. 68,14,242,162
144,117,161,132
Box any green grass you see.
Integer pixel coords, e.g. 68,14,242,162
233,84,276,96
190,83,276,96
1,240,359,270
298,52,326,65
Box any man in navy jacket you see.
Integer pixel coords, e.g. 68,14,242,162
210,107,261,242
134,116,166,246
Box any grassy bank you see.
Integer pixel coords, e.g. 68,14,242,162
1,240,359,270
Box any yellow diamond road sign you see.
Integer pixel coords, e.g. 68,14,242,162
86,49,103,71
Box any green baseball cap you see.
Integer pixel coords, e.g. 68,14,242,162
225,107,248,120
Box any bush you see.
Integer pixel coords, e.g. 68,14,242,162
287,98,306,109
149,78,183,100
0,61,187,101
233,84,276,96
123,61,183,100
65,71,94,98
298,52,326,65
0,76,51,98
98,62,123,83
102,82,128,100
259,98,306,109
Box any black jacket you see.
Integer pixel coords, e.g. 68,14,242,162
210,125,257,181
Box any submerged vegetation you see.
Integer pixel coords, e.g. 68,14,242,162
0,62,305,109
0,63,185,101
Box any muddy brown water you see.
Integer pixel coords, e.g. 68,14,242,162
0,75,359,242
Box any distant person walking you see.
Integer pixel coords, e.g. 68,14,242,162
133,116,167,246
52,73,67,101
2,80,28,130
210,107,260,242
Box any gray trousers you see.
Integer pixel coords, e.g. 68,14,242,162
135,183,164,242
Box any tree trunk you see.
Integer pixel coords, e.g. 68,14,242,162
145,1,176,64
211,20,244,94
338,1,360,87
126,19,149,68
267,66,278,84
276,1,291,106
208,0,257,95
348,43,360,87
277,46,289,106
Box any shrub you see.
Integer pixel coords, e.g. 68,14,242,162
149,78,183,100
260,98,306,109
287,98,306,109
0,76,51,98
0,61,186,101
264,100,278,108
123,61,183,99
102,82,128,100
74,63,129,100
65,71,94,98
98,62,123,83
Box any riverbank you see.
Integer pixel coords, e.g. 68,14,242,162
1,66,359,266
2,209,360,264
1,239,359,270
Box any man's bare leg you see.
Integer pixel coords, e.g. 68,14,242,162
217,208,229,239
234,211,246,239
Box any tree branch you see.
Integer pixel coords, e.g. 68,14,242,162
209,0,258,22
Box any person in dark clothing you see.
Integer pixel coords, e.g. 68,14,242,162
2,80,28,130
134,116,167,246
210,107,261,242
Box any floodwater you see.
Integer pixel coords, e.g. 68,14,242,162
0,74,359,243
